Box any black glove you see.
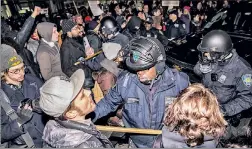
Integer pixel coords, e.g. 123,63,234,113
31,99,43,113
20,98,42,113
16,106,33,125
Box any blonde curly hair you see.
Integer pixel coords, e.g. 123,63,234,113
164,83,227,147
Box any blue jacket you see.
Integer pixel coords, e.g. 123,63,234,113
94,68,190,148
1,74,46,147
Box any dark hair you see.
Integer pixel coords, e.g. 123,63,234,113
152,7,160,15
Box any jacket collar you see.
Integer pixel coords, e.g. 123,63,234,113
42,38,57,48
131,67,176,94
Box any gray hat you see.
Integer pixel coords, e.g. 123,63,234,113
39,69,85,117
61,19,76,34
100,59,120,76
1,44,23,72
102,42,122,60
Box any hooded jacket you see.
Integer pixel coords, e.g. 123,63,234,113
36,22,66,80
153,126,217,148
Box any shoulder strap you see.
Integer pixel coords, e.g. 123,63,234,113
153,134,163,148
0,91,35,148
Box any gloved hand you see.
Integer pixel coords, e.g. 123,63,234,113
17,104,33,125
20,98,42,113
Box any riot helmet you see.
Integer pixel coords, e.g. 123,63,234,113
100,16,118,35
126,36,166,73
197,30,233,73
197,30,233,64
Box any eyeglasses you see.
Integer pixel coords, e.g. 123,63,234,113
8,66,25,75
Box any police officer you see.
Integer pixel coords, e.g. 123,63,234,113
100,16,129,48
93,37,190,148
164,9,187,40
194,30,252,141
141,17,169,46
141,17,157,38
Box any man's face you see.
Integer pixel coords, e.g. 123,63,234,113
71,25,81,37
145,23,151,30
137,67,157,83
6,63,25,82
76,16,83,25
73,89,96,116
144,5,149,13
51,27,59,42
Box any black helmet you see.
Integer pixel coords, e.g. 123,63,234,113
126,36,166,72
100,16,118,35
197,30,233,63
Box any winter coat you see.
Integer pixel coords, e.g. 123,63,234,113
1,74,46,147
153,126,217,148
42,119,113,148
94,68,190,148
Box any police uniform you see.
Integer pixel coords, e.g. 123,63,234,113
165,19,187,39
194,50,252,117
194,30,252,140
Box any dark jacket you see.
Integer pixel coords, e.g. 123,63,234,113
194,50,252,117
43,119,113,148
2,16,41,79
180,14,191,34
60,37,86,77
15,16,36,50
94,68,190,148
153,126,217,148
190,21,202,33
107,32,129,48
1,74,46,148
165,19,187,39
86,30,102,53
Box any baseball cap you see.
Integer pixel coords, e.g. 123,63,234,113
102,42,122,60
39,69,85,117
1,44,23,72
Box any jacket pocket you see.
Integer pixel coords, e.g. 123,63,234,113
123,98,142,125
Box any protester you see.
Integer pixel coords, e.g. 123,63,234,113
154,83,227,148
86,20,102,53
40,69,113,148
26,28,40,62
36,22,66,80
1,44,45,148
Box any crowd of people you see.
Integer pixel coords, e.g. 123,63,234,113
1,0,252,148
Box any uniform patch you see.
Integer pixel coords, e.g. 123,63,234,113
165,97,176,106
174,24,179,28
242,74,252,87
182,24,186,29
218,74,227,84
132,51,141,62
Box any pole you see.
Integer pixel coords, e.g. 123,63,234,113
72,0,79,14
96,125,162,135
